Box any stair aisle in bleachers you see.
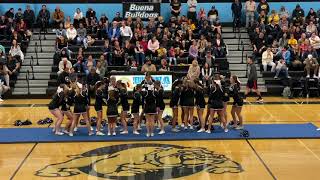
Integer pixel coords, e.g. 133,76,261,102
222,27,266,93
12,29,56,96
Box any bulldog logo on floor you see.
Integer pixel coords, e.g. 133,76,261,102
35,143,243,179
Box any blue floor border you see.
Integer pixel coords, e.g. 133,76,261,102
0,123,320,144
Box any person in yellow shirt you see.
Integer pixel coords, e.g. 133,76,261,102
268,10,280,24
288,33,298,49
157,44,167,59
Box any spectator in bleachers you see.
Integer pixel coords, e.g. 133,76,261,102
168,46,177,65
141,58,156,73
288,33,298,49
279,16,289,30
108,21,120,43
147,36,159,58
201,62,212,87
15,19,27,40
278,33,288,48
76,23,88,48
0,71,10,102
23,5,35,30
187,0,197,23
257,0,269,15
278,6,289,19
64,16,72,30
15,8,24,22
66,24,77,43
37,5,50,31
85,8,96,27
73,8,84,28
207,6,219,25
123,40,134,64
156,16,166,29
262,47,276,72
257,10,268,28
96,55,106,79
266,20,280,43
134,41,145,66
6,55,20,82
112,12,123,22
170,0,182,17
0,46,5,56
187,59,200,80
302,46,318,60
231,0,242,28
299,39,309,57
306,8,317,24
204,50,214,67
58,57,72,75
87,67,101,96
245,0,256,28
253,32,266,60
292,4,304,26
306,21,317,37
5,8,14,20
55,23,67,39
274,59,290,79
0,16,8,40
159,59,170,71
268,10,280,24
120,20,133,47
113,40,124,65
83,55,96,75
188,40,198,62
9,39,24,62
0,62,10,87
309,32,320,55
56,36,68,51
304,54,318,78
157,44,167,60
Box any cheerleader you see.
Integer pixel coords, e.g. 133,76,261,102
142,81,158,137
229,75,244,129
48,84,68,135
194,79,206,133
117,80,129,134
69,82,93,136
220,75,230,127
170,79,182,132
60,86,75,134
106,89,119,136
154,80,166,134
131,84,142,134
180,79,195,130
207,79,228,133
95,81,106,136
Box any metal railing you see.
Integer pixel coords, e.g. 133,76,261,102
241,40,244,64
34,43,40,65
26,70,30,95
237,30,242,51
30,56,35,80
245,54,248,78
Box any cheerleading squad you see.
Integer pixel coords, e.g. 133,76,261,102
48,72,244,137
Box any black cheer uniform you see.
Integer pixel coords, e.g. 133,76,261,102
208,84,224,110
180,88,195,107
94,89,105,112
106,92,119,117
221,80,230,103
156,88,165,111
61,90,75,112
131,91,142,114
73,91,88,114
48,92,64,110
229,83,244,107
119,88,130,112
195,87,206,109
170,86,180,108
143,89,158,114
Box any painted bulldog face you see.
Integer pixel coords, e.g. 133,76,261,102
36,144,243,179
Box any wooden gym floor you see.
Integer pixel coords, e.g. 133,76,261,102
0,97,320,180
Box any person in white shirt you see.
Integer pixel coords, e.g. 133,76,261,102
245,0,256,28
120,20,133,47
187,0,197,22
262,47,276,72
73,8,83,28
147,36,160,58
58,57,72,75
66,24,77,43
201,62,212,87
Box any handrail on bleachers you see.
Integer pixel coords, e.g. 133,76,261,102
30,56,35,80
34,43,39,66
241,40,244,64
26,70,30,95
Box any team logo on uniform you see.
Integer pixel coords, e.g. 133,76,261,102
35,143,243,179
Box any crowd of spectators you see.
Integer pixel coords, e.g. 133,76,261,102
241,0,320,79
49,0,229,88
